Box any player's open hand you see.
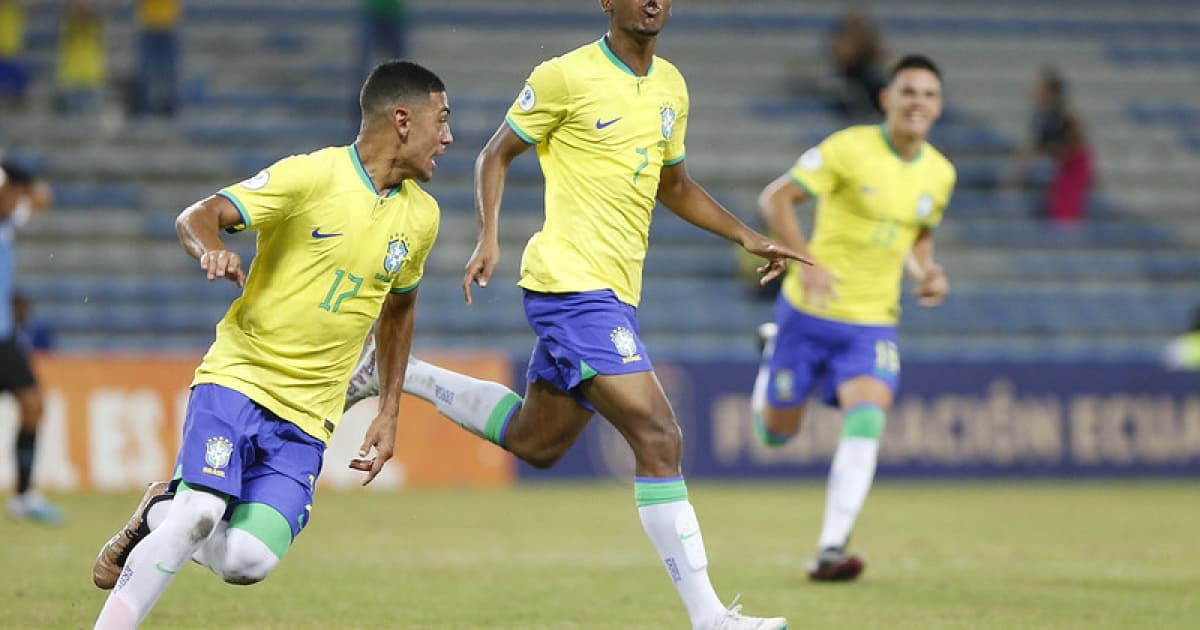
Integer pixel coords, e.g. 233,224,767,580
742,236,812,286
349,411,397,486
914,263,949,306
200,249,245,288
462,238,501,305
801,262,840,308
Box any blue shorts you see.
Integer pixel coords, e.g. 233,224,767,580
765,296,900,408
172,383,325,540
523,289,653,411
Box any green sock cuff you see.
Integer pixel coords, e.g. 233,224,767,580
484,392,523,445
754,412,791,446
634,478,688,507
229,502,293,560
843,404,886,439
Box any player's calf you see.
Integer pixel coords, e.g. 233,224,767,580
218,529,279,585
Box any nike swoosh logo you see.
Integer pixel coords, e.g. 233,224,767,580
311,228,344,239
155,562,177,575
679,530,700,541
595,117,622,129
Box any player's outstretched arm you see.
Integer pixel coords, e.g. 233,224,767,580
907,228,948,306
463,124,532,304
175,195,247,287
350,289,417,485
657,162,811,284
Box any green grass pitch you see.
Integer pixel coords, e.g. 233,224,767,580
4,481,1198,629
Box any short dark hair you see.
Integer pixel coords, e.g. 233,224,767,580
889,54,942,83
359,60,446,121
0,161,34,187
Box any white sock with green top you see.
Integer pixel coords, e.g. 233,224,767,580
403,357,523,446
636,477,727,630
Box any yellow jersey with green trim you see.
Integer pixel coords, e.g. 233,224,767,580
194,145,439,442
505,38,688,307
783,125,956,325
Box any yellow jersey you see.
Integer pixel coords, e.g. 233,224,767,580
505,37,688,307
783,124,956,325
195,145,439,442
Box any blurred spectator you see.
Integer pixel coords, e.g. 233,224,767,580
822,8,886,121
1163,307,1200,371
55,0,106,115
358,0,408,81
0,0,29,109
13,292,54,352
1010,67,1095,226
132,0,181,117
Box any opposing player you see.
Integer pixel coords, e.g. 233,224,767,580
91,60,450,629
350,2,800,628
0,160,59,524
751,54,955,581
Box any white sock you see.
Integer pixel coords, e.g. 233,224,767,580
94,490,227,629
191,520,230,575
403,357,522,446
638,498,726,630
817,436,879,549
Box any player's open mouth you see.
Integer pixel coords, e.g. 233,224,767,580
643,2,661,17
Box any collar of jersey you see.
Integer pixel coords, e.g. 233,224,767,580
879,124,924,164
598,37,654,78
348,145,402,198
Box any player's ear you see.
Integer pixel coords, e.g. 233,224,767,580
392,105,412,141
598,0,612,14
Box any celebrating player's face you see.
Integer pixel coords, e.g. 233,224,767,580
409,91,453,183
882,68,943,139
604,0,670,37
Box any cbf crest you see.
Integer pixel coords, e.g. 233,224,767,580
660,103,677,140
203,436,233,478
610,326,642,364
384,238,409,275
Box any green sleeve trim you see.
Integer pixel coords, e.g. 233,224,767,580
634,478,689,507
229,502,294,560
505,115,538,145
484,392,523,444
390,280,420,294
216,191,251,232
790,174,817,199
843,404,886,439
663,153,686,167
579,359,598,381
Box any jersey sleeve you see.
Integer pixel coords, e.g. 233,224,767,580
787,132,850,199
504,59,570,144
663,74,689,166
391,204,440,294
217,154,315,232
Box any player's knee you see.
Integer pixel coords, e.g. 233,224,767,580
220,531,280,585
172,490,227,545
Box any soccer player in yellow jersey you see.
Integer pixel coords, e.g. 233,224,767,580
90,60,451,629
343,2,800,628
752,54,955,582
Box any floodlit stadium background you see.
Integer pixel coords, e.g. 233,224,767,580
2,2,1198,628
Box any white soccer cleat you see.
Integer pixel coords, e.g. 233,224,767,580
710,596,788,630
344,332,380,411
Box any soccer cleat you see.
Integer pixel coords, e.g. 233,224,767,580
345,332,380,411
710,596,788,630
807,546,865,582
755,321,778,358
92,481,172,589
6,490,64,525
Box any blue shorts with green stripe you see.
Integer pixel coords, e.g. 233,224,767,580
522,289,653,412
172,383,324,540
